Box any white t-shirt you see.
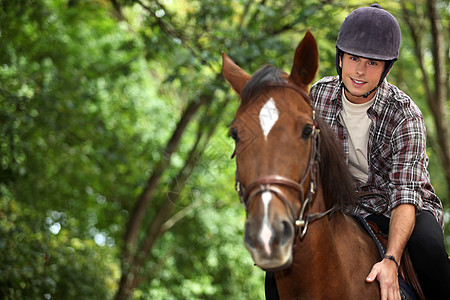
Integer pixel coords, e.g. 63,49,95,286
340,89,374,183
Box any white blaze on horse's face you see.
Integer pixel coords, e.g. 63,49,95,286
259,191,274,255
259,98,279,140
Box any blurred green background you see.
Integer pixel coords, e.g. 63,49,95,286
1,0,448,299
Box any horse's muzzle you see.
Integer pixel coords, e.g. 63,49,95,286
244,213,295,271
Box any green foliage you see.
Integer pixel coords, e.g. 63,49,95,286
0,0,154,236
0,190,118,299
137,205,265,299
0,0,152,297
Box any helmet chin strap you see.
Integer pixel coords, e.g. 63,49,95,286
362,86,379,98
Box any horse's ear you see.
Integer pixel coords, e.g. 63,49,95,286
222,52,251,95
289,31,318,89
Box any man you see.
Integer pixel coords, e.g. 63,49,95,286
265,4,449,300
308,4,450,300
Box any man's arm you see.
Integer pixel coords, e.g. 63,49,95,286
366,204,415,300
366,111,426,299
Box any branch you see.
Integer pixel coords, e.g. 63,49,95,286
126,132,206,285
250,0,266,24
138,248,175,286
239,0,256,29
134,0,183,40
123,90,231,290
135,190,205,287
426,0,450,188
401,0,450,191
109,0,125,21
161,198,202,233
122,94,208,262
133,0,212,68
400,0,432,101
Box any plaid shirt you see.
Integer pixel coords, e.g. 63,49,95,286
310,76,443,230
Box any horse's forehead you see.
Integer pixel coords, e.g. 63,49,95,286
236,90,311,128
259,97,279,139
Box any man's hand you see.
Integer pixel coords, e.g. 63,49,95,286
366,204,415,299
366,258,400,300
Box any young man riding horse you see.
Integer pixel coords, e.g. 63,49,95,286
223,4,449,299
313,4,449,299
266,4,449,300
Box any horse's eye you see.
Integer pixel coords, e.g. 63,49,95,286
229,128,239,142
301,125,313,139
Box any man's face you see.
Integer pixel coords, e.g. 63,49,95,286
340,53,385,104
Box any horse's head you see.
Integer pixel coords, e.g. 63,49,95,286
223,32,321,270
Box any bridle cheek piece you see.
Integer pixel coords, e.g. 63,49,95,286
233,83,335,239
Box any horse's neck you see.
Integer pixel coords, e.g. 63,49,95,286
275,193,380,299
275,212,345,297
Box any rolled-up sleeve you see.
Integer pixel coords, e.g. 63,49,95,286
389,116,428,213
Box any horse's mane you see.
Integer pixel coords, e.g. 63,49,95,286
241,65,287,105
315,116,357,210
240,65,357,210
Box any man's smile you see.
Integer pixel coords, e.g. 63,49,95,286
350,77,367,86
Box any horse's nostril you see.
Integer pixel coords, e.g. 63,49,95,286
244,226,256,249
281,220,293,245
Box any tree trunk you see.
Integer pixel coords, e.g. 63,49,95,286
116,96,207,300
401,0,450,196
115,92,230,299
426,0,450,195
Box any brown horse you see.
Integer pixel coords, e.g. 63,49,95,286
222,32,382,299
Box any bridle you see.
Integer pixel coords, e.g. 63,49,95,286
233,82,335,239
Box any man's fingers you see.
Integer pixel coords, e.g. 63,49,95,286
388,286,401,300
367,261,401,299
365,266,379,283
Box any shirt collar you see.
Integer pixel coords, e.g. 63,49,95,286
369,79,390,117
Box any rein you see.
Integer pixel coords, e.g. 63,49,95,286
233,82,335,239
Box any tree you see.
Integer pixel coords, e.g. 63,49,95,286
0,0,158,298
399,0,449,197
0,195,118,299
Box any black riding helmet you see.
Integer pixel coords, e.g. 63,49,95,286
336,4,401,98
